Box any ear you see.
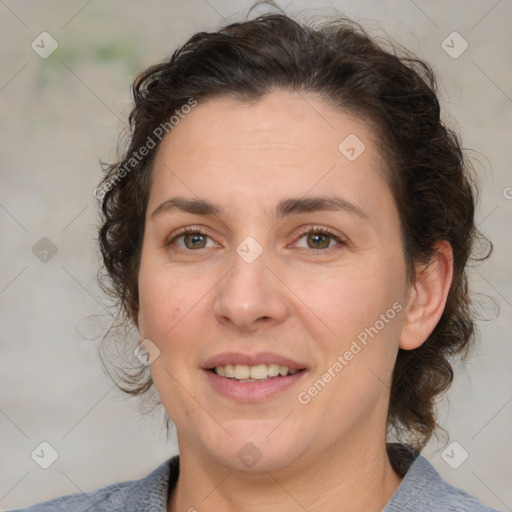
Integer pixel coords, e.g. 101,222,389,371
399,241,454,350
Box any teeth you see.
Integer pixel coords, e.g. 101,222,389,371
213,364,299,380
268,363,280,377
234,365,250,379
249,364,267,379
279,365,289,376
225,364,235,378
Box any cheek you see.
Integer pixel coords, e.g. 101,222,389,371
324,265,399,330
138,288,185,346
313,269,404,403
137,262,210,377
317,255,406,370
137,252,192,339
137,265,199,416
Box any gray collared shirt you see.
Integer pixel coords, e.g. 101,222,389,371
9,450,500,511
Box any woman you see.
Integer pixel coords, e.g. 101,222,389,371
13,4,499,511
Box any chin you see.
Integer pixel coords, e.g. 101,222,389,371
211,447,299,473
203,425,304,473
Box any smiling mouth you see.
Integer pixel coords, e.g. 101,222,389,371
208,363,306,382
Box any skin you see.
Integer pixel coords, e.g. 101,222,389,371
137,89,453,512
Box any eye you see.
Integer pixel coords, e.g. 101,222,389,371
294,226,346,252
166,226,346,253
167,227,217,250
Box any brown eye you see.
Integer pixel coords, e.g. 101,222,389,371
306,232,332,249
295,228,345,252
167,228,216,251
182,232,208,250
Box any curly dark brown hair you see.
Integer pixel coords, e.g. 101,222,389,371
97,2,491,451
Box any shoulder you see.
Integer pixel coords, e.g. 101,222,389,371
7,456,179,512
384,450,500,512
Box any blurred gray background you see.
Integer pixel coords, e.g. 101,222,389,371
1,0,511,510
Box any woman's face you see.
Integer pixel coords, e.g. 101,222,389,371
138,90,411,472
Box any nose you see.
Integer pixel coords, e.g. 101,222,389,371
212,246,289,332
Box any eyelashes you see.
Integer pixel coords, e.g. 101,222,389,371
166,225,346,254
294,226,346,252
167,227,216,250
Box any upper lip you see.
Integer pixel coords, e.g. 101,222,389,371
202,352,307,371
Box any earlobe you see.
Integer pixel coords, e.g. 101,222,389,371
399,241,454,350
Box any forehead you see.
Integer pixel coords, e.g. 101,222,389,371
149,89,393,222
158,90,380,162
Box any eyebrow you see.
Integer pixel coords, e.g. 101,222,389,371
151,195,369,220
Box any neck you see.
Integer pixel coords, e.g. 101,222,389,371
168,435,403,512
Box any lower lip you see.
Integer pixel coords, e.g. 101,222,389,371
203,369,307,402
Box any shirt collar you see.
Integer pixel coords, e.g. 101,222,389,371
129,444,470,512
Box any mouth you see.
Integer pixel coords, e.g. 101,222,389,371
207,363,305,383
202,353,308,402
